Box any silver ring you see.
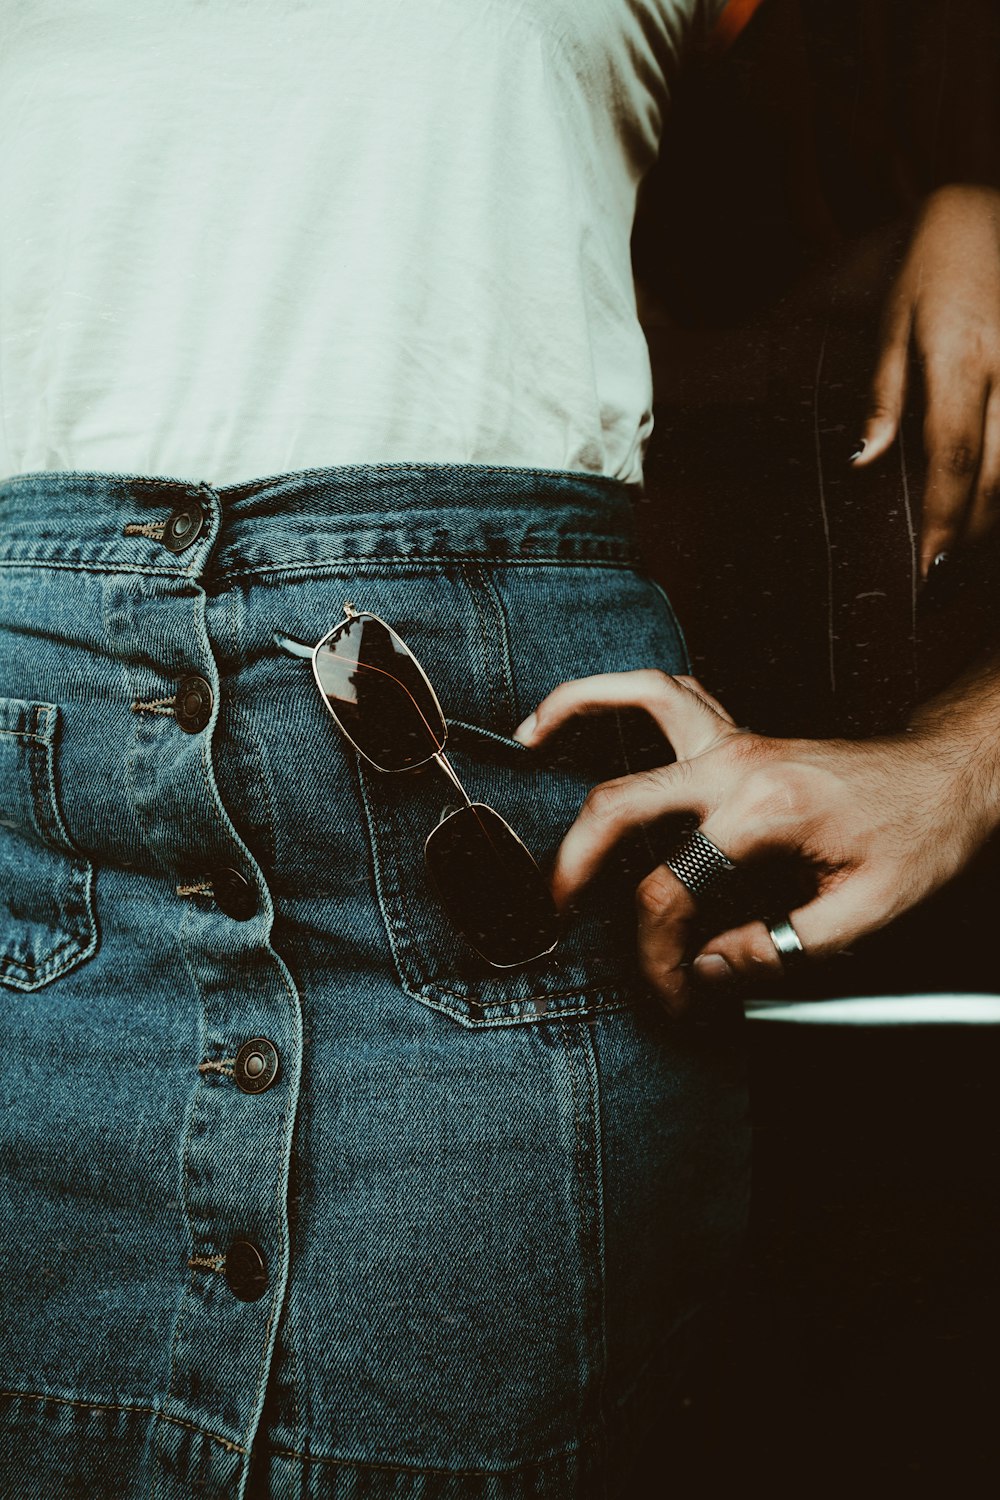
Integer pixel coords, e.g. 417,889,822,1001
767,917,805,965
663,828,738,901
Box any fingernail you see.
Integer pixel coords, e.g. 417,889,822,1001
693,953,733,985
848,439,866,463
919,550,950,589
512,711,537,743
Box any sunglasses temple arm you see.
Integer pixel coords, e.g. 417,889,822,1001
432,750,474,810
273,630,315,660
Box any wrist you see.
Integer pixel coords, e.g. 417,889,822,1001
905,706,1000,846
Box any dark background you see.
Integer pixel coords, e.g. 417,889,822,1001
629,1,1000,1489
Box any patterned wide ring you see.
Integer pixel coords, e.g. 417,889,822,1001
767,916,805,966
663,828,738,901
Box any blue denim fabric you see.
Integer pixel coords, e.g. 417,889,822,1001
0,464,750,1498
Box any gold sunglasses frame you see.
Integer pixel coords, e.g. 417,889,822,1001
273,601,560,968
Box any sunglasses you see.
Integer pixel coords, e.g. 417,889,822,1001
273,601,562,969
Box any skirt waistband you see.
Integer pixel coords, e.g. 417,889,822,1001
0,463,642,577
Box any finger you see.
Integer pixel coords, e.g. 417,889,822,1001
634,862,699,1018
919,362,989,576
548,756,718,913
549,738,815,915
692,869,878,986
513,668,740,761
626,764,824,1015
964,384,1000,546
852,300,910,466
671,675,738,725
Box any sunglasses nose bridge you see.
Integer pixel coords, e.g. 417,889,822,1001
431,749,473,810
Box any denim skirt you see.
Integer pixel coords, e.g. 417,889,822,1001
0,464,750,1499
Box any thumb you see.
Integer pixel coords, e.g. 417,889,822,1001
851,303,911,467
692,870,877,987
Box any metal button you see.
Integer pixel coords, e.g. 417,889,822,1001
211,866,257,921
173,674,214,734
162,498,206,553
225,1238,268,1302
233,1038,280,1095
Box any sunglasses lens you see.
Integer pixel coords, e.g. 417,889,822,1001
314,614,446,770
425,804,561,968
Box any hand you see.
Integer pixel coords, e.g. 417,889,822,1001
513,669,993,1016
852,183,1000,578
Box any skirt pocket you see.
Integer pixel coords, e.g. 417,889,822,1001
0,698,98,992
355,563,687,1028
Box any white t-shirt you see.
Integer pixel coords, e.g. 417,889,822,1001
0,0,755,488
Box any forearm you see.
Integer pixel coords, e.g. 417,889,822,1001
907,640,1000,843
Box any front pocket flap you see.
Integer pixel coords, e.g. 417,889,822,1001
360,729,665,1028
0,698,98,991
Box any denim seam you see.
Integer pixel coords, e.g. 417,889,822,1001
264,1428,599,1478
223,589,279,872
152,595,223,1495
186,587,297,1458
284,1289,304,1472
30,711,65,848
0,459,639,490
0,560,193,577
216,945,304,1468
111,580,179,890
354,758,406,972
557,1019,603,1458
195,705,266,915
223,708,279,875
0,706,97,988
0,1389,248,1456
243,1279,280,1456
0,916,88,976
152,1062,207,1500
220,555,640,580
461,564,502,729
199,737,228,845
558,1016,587,1243
0,946,89,980
468,561,517,723
579,1022,611,1484
357,754,437,997
428,976,625,1005
410,988,629,1029
240,958,299,1453
0,555,641,581
642,573,693,676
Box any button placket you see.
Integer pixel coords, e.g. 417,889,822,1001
112,480,302,1464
